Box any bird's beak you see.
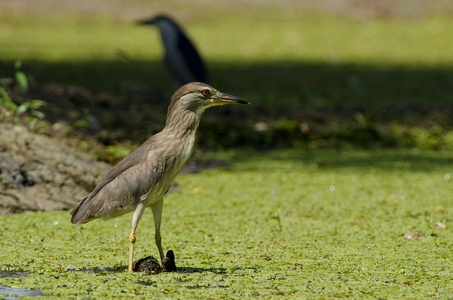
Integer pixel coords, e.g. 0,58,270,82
212,92,250,105
136,18,154,25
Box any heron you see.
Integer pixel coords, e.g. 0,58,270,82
138,15,208,85
70,82,249,272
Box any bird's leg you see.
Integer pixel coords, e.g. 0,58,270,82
128,231,136,272
128,201,146,272
151,198,165,263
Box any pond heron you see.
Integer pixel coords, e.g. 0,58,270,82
71,82,249,272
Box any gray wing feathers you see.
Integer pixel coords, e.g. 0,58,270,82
71,141,164,225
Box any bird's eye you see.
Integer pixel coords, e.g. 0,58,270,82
202,89,210,97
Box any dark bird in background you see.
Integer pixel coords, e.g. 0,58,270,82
71,82,249,272
138,15,208,86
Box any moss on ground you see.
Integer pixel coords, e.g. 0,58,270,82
1,149,452,298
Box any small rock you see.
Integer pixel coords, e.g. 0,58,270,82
133,250,177,274
162,250,177,272
133,256,162,274
404,231,425,239
434,221,446,229
65,265,75,272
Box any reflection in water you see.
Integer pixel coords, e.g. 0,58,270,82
0,271,48,299
0,284,47,299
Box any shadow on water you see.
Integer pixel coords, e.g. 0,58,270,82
0,270,30,279
311,151,453,170
79,266,119,274
78,265,227,275
228,148,453,172
1,59,453,112
2,58,453,152
176,267,227,274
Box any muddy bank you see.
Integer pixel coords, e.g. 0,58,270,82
0,119,227,214
0,121,111,214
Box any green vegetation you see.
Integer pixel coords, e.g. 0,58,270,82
2,1,453,150
1,0,453,298
1,149,452,298
0,62,47,130
1,4,453,111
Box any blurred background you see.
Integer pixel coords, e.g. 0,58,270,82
1,0,453,155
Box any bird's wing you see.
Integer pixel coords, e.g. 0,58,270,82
177,30,207,83
70,139,164,225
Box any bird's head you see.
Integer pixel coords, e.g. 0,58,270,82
137,15,177,30
166,82,250,122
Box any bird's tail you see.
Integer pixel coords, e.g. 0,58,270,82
70,196,88,225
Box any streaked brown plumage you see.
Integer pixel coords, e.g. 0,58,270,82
70,82,249,272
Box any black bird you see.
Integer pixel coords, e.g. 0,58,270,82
138,15,208,85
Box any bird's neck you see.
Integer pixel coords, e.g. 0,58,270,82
158,23,177,46
164,109,201,139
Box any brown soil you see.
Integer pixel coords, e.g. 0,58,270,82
0,95,228,214
0,119,111,214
